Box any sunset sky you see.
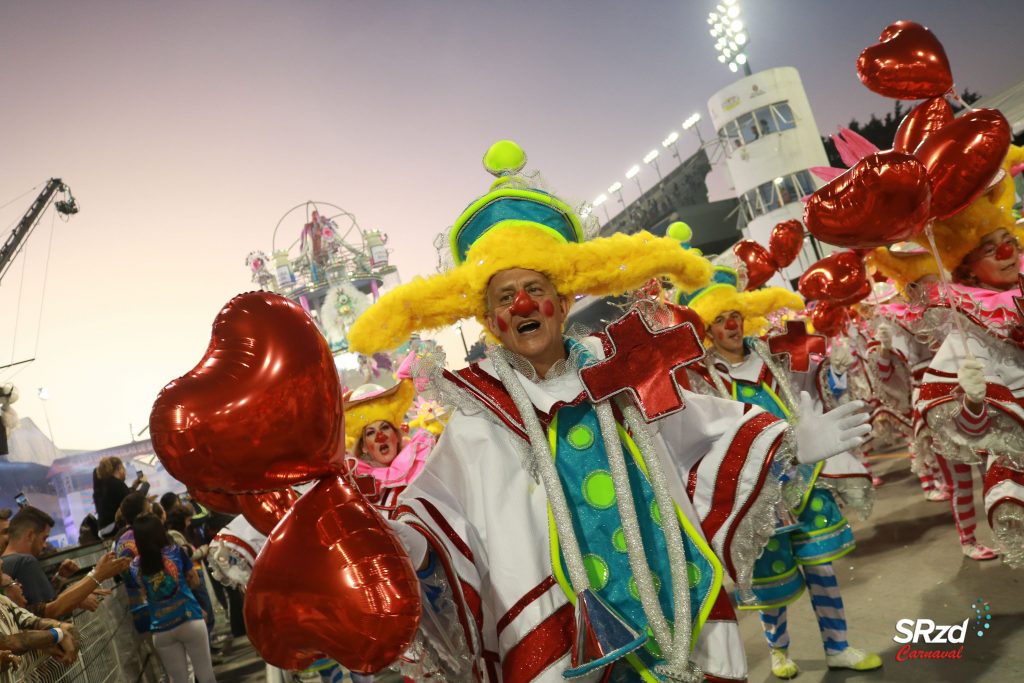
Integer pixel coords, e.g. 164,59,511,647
1,0,1020,450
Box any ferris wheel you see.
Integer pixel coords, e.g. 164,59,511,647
245,201,398,353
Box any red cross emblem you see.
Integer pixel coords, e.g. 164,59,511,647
580,309,705,422
767,320,827,373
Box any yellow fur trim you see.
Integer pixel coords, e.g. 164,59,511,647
348,223,713,353
343,379,416,444
912,145,1024,271
687,286,804,335
866,248,939,292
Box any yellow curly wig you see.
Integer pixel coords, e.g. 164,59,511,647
348,223,713,354
913,144,1024,272
866,248,939,293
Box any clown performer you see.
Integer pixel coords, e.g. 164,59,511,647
343,141,871,683
344,352,436,512
914,145,1024,568
866,249,962,510
675,265,879,679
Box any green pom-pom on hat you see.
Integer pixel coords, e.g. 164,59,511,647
483,140,527,177
666,221,692,243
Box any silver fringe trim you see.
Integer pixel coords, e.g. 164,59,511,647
990,500,1024,570
816,476,875,521
926,400,1024,469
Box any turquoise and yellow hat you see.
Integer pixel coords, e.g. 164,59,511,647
676,265,804,339
348,141,714,353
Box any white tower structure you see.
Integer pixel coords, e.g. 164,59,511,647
707,66,835,284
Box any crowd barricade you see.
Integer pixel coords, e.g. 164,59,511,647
16,547,163,683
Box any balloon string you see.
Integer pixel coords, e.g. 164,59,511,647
923,222,974,360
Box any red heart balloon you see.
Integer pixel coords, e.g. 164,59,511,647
914,108,1012,220
857,21,953,100
769,220,804,269
804,150,932,248
810,301,849,337
834,278,873,306
189,488,242,515
893,96,954,153
239,488,300,536
654,303,706,341
733,240,776,289
245,476,421,672
799,252,868,302
150,292,345,494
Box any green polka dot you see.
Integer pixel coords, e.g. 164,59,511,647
686,562,702,588
651,500,662,524
584,555,609,591
645,627,663,657
766,538,780,552
810,496,825,512
567,424,594,450
628,575,661,601
612,528,627,553
814,514,828,529
771,559,787,574
582,471,616,509
741,386,757,398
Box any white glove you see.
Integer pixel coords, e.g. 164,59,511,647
957,358,987,405
829,340,854,376
876,322,893,351
387,519,428,570
794,391,871,464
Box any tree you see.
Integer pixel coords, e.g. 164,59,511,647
820,89,987,168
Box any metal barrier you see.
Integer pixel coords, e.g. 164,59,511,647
15,575,163,683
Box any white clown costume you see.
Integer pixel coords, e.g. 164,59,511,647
346,141,870,683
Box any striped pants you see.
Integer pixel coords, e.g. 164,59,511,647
759,563,848,655
935,455,978,545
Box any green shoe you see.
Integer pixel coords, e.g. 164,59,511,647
770,647,799,679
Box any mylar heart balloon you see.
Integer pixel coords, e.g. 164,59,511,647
245,476,421,672
190,488,242,515
810,302,849,337
733,240,776,290
769,220,804,269
798,252,868,302
893,96,953,153
804,150,932,249
239,488,300,536
834,279,873,306
914,108,1012,220
150,292,345,493
654,303,706,341
857,21,953,99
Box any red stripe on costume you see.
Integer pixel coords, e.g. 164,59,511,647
502,603,574,683
461,580,484,634
722,426,785,581
448,366,529,441
214,534,257,561
708,587,737,622
687,463,699,501
482,651,500,683
701,412,780,542
413,498,475,564
497,575,558,636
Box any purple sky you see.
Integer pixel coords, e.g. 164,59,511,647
1,0,1019,450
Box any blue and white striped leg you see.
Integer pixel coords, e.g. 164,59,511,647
803,562,848,655
759,607,790,651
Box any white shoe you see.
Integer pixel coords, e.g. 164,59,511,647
769,648,799,679
962,543,998,561
826,646,882,671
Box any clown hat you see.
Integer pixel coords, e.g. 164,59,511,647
866,247,939,293
343,380,416,453
911,144,1024,272
675,266,804,338
348,141,713,353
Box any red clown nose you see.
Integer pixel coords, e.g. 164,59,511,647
995,241,1016,261
509,290,539,317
